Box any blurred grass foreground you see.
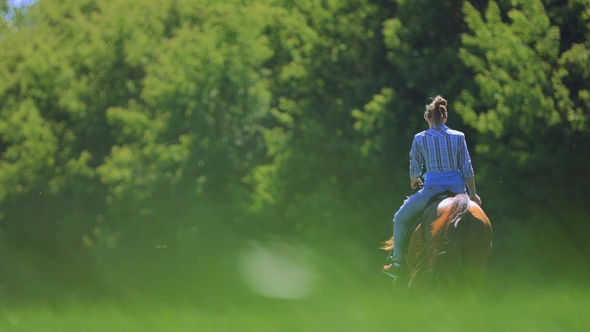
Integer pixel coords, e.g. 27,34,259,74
1,204,589,332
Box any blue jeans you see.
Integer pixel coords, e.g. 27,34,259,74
392,184,466,264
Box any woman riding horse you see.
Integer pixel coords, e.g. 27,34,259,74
383,95,482,278
383,192,492,293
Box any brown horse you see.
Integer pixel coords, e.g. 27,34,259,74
382,193,492,293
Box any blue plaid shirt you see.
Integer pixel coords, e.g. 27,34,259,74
409,124,474,184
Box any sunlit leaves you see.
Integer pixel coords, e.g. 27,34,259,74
96,136,191,203
460,0,589,142
134,1,275,203
351,88,394,156
0,100,57,200
240,0,392,221
557,43,590,132
382,18,403,51
459,0,561,139
0,0,284,210
457,0,590,206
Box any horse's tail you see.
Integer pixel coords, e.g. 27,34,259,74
431,194,471,236
380,237,394,251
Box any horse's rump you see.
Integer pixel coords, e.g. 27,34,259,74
406,194,492,292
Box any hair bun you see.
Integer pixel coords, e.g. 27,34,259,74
424,95,448,125
434,95,447,108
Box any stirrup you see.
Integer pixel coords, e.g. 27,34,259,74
381,252,406,279
382,262,408,279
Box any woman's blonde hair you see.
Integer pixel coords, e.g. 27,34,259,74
424,95,448,127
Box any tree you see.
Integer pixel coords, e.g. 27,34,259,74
351,0,487,206
457,0,590,209
0,0,276,253
242,0,395,233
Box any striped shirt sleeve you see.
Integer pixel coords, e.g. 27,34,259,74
458,134,474,179
409,135,424,179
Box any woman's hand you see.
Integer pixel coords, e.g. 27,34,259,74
411,178,423,189
470,193,482,206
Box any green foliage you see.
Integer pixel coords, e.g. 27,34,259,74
457,0,590,208
243,0,395,225
0,0,590,305
0,100,57,200
0,3,272,284
352,87,394,157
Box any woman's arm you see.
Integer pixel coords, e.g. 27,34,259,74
409,136,424,181
464,177,481,206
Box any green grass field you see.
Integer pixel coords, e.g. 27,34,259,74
1,234,589,332
0,287,588,332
